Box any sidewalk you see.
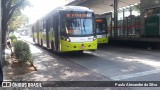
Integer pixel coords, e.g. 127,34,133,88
4,36,110,81
3,49,12,81
23,38,109,81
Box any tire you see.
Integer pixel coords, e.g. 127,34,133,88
33,38,35,42
41,39,43,47
51,41,54,52
51,41,58,54
0,65,3,86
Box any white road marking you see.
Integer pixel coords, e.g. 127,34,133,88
111,69,160,80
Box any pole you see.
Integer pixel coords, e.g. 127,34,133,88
114,0,118,37
0,0,3,85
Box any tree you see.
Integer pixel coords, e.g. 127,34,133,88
8,13,29,33
1,0,30,57
0,0,30,84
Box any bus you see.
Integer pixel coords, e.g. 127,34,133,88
32,6,97,52
95,14,109,44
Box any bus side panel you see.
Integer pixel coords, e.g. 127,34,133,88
48,16,54,50
47,15,53,49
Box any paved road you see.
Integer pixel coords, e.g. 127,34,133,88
62,46,160,81
19,36,160,90
21,36,160,81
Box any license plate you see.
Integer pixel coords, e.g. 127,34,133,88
80,46,85,49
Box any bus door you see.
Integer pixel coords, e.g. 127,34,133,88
53,15,59,51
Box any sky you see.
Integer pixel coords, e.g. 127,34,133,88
22,0,73,24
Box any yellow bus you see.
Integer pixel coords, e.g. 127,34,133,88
32,6,97,53
95,14,109,44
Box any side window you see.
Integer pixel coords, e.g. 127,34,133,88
46,19,50,30
43,21,46,32
40,21,43,32
61,19,67,34
50,16,53,31
53,17,55,31
53,15,58,32
32,26,35,33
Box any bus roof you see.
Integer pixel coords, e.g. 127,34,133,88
55,6,93,12
48,6,93,16
38,6,93,22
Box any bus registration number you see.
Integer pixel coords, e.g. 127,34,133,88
80,46,85,49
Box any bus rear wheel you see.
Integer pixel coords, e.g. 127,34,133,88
33,38,35,42
51,41,58,54
51,41,54,52
41,39,43,46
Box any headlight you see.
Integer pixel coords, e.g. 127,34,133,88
67,38,70,42
102,34,106,37
93,37,96,40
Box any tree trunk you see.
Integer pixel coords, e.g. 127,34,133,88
0,12,7,86
2,18,8,67
0,18,7,85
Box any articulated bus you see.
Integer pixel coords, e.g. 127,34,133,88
95,14,109,44
32,6,97,52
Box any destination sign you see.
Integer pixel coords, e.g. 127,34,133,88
66,13,92,17
96,19,104,22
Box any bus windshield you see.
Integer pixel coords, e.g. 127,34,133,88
96,20,107,34
62,18,93,35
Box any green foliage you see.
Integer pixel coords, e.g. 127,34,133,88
10,34,17,44
135,4,140,13
14,40,32,64
8,13,29,31
0,0,31,65
1,0,31,53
